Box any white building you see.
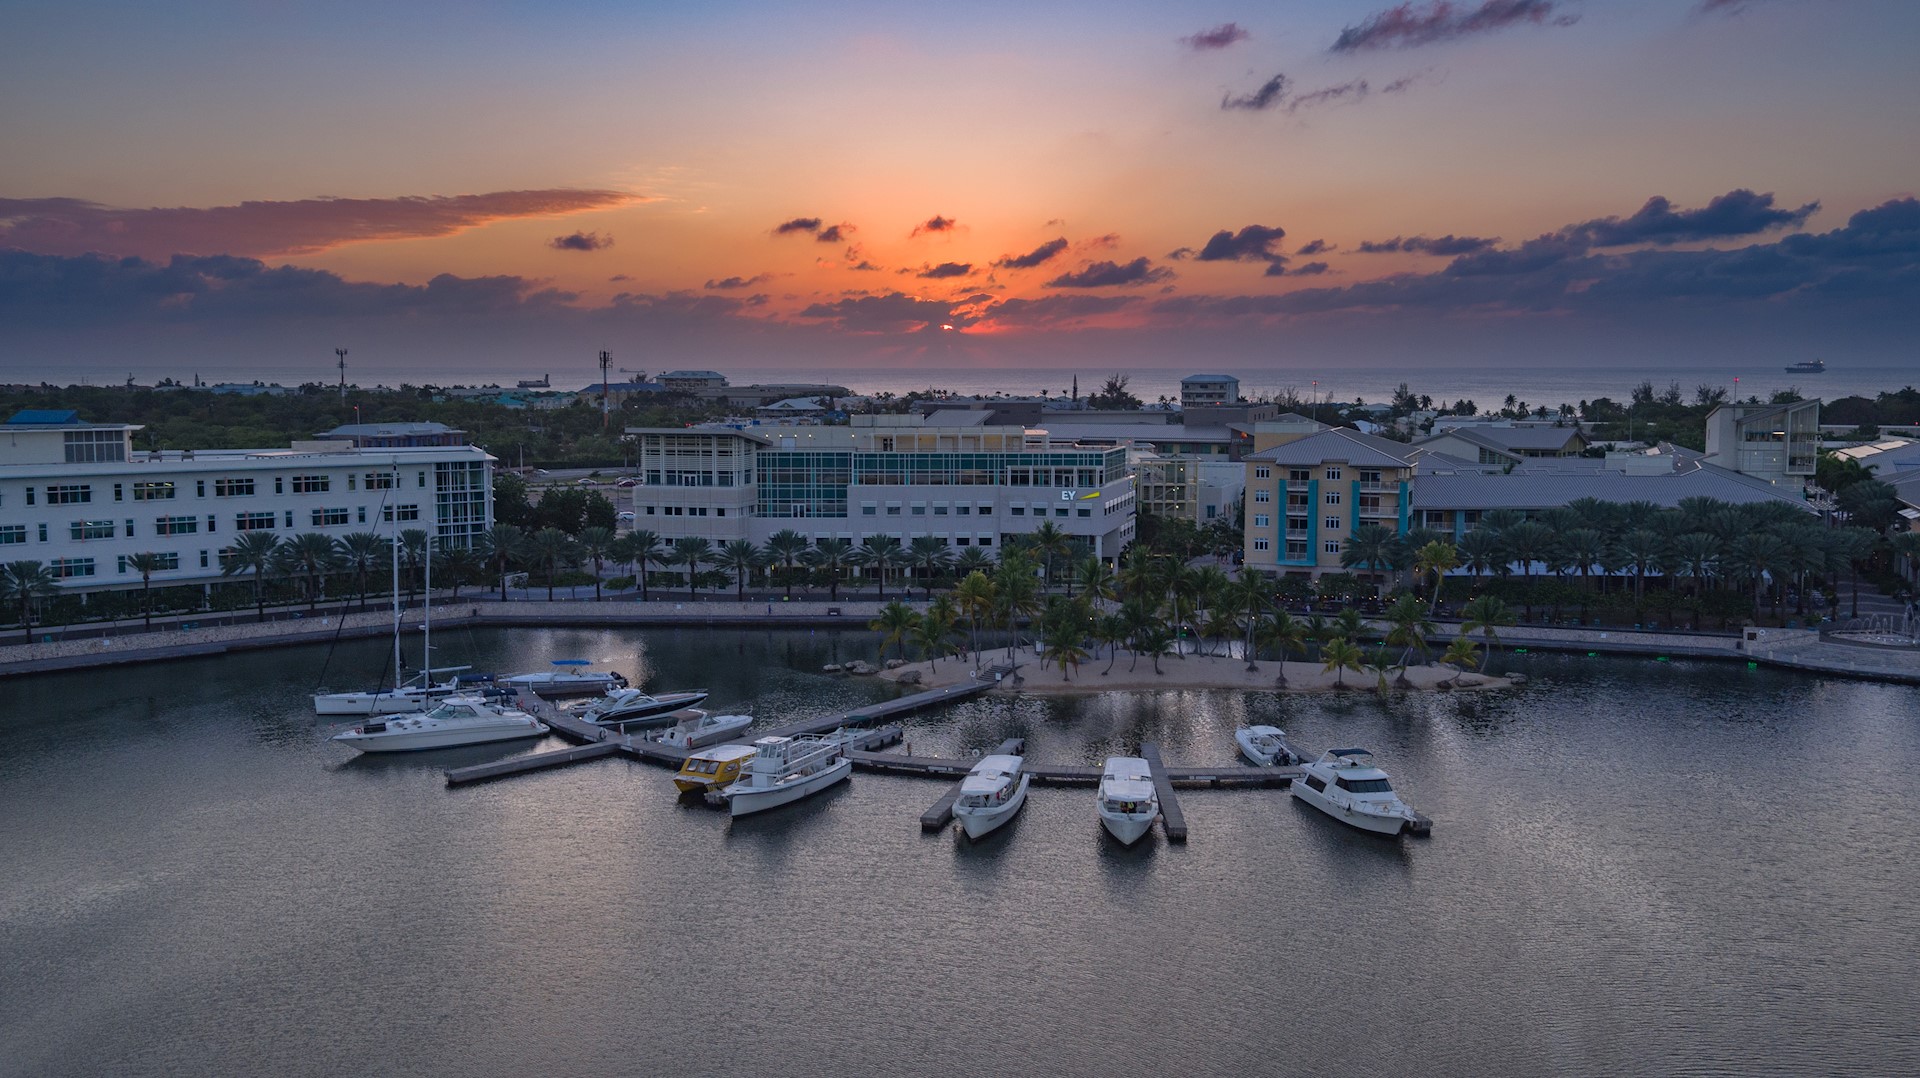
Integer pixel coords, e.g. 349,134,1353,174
1180,373,1239,409
0,409,493,595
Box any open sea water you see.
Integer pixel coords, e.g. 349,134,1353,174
3,626,1918,1077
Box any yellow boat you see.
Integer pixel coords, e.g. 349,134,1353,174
674,744,757,794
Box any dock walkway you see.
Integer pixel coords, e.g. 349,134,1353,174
1139,742,1186,842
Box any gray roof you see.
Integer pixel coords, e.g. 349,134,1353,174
1181,373,1238,384
320,421,460,437
1413,460,1812,512
1416,425,1585,454
1041,421,1235,444
1247,427,1416,468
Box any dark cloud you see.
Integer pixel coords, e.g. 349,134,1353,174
1330,1,1577,53
911,215,958,237
850,260,882,272
1288,79,1370,113
993,238,1069,270
1222,74,1288,111
916,262,973,279
1197,225,1287,263
0,190,643,260
1567,189,1819,247
1045,258,1175,288
795,290,955,332
1297,239,1334,255
1181,23,1250,50
549,231,612,251
609,274,631,282
816,223,852,243
1358,234,1500,255
1292,261,1332,275
704,273,774,290
773,217,822,235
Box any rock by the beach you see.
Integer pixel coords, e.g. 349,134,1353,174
822,663,844,673
896,670,922,686
846,660,878,675
884,658,907,670
1506,672,1528,685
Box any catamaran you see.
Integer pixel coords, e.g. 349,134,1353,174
719,735,852,817
1096,756,1158,845
952,753,1030,840
673,744,758,794
1291,748,1425,836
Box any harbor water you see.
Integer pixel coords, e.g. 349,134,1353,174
3,628,1917,1076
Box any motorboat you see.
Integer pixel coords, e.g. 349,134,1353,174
674,744,758,794
574,686,708,726
1290,748,1426,836
330,696,549,754
1096,756,1159,846
1784,358,1826,373
720,735,852,817
650,710,753,750
1235,725,1297,767
952,753,1030,840
502,660,630,698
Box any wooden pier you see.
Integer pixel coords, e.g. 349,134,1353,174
919,738,1025,831
1139,742,1186,842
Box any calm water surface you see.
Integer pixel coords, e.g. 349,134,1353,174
3,628,1918,1077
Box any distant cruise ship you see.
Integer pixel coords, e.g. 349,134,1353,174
1784,359,1826,374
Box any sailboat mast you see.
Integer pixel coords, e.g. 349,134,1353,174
423,510,432,681
391,462,402,692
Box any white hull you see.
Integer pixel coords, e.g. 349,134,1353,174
313,689,445,716
1236,733,1276,766
504,674,623,698
582,691,710,726
1099,811,1155,845
726,756,851,816
333,721,549,753
1290,784,1410,835
955,775,1030,840
656,714,753,750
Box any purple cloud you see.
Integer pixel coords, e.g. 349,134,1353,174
1330,1,1577,53
1181,23,1250,50
773,217,823,235
1358,234,1501,255
993,237,1069,270
1222,74,1289,111
916,262,973,279
549,231,612,251
1045,258,1175,288
911,215,958,237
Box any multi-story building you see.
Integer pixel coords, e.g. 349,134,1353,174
1241,427,1416,576
1135,455,1245,526
1180,373,1239,409
624,413,1136,559
0,409,493,596
658,370,729,392
1703,399,1820,490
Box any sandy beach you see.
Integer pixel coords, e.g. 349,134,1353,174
876,650,1518,695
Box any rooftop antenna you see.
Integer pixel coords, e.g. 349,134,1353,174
599,349,613,431
336,348,349,401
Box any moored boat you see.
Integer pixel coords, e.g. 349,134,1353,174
1235,725,1297,766
1096,756,1158,845
329,696,549,753
720,735,852,817
502,660,630,698
674,744,758,794
1290,748,1425,836
651,710,753,750
574,686,710,726
952,753,1030,840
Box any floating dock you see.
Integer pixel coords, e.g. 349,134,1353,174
919,737,1025,831
1138,742,1186,842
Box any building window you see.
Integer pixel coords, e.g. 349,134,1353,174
311,507,350,527
1323,540,1340,554
214,478,255,497
132,481,176,501
1325,491,1341,505
382,505,422,522
38,523,48,541
1253,514,1270,528
1324,516,1341,531
235,512,276,531
51,558,96,578
274,477,283,495
911,505,926,516
861,504,877,516
1286,540,1308,558
1325,468,1342,480
1288,468,1310,482
69,520,115,541
933,505,948,516
1360,469,1383,484
196,480,206,497
47,484,92,505
155,516,199,536
1254,466,1270,479
956,505,970,516
0,525,25,545
1253,538,1271,551
291,474,330,494
200,550,209,568
364,471,398,490
1010,506,1025,516
357,506,367,524
1253,489,1271,503
63,429,125,463
118,552,179,573
1055,508,1068,518
978,505,993,516
885,505,901,516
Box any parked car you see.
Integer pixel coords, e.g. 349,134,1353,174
614,477,639,488
617,511,635,522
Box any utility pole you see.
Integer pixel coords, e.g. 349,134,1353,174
599,350,612,432
336,348,348,401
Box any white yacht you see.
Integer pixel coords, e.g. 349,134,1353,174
952,753,1030,840
312,668,474,716
1096,756,1159,846
650,710,754,750
329,696,549,754
574,686,709,726
1234,725,1297,767
1291,748,1425,836
720,735,852,817
502,660,629,698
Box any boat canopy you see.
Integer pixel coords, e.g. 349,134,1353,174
551,659,593,666
1102,778,1156,803
691,744,757,763
1329,747,1373,757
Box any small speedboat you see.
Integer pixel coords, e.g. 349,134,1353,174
502,660,630,698
720,735,851,817
329,696,549,753
575,686,710,726
1235,725,1297,766
651,710,753,750
1096,756,1158,846
953,753,1030,840
1291,748,1426,836
674,744,758,794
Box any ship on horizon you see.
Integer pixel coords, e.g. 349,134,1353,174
1784,358,1826,374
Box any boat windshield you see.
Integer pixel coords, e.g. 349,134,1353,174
1335,777,1394,794
684,759,720,775
1103,798,1147,814
428,704,478,720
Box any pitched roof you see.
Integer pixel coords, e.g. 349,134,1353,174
1415,425,1585,454
1246,427,1416,468
6,409,79,425
1412,459,1813,512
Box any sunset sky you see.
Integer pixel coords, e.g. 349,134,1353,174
3,0,1918,382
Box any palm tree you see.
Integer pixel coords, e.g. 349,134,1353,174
2,560,59,642
802,537,853,600
221,530,282,622
953,546,995,578
1320,636,1366,688
1226,571,1268,670
953,569,998,664
1030,521,1071,592
123,551,167,628
1134,623,1174,675
992,554,1042,658
715,539,765,600
1459,594,1514,670
1440,636,1481,684
847,536,896,598
869,600,921,661
1730,532,1787,620
1383,593,1435,686
526,527,576,601
1414,540,1460,615
280,532,340,611
575,526,617,600
918,594,963,669
337,531,386,610
1119,546,1165,607
626,528,663,600
433,544,481,601
1341,523,1398,597
669,537,713,600
1501,521,1556,621
1618,528,1666,621
1097,611,1130,674
1456,527,1503,591
1260,609,1307,687
479,523,526,601
764,528,809,598
1075,556,1117,612
398,529,429,600
906,536,954,600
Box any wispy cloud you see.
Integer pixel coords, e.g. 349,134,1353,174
1181,23,1250,50
1567,189,1819,247
816,223,853,243
993,237,1069,270
549,231,612,252
1045,257,1174,288
704,273,774,290
1222,74,1289,111
1287,79,1371,113
773,217,823,236
0,189,644,260
1330,1,1577,53
916,262,973,279
911,215,959,237
1357,234,1500,255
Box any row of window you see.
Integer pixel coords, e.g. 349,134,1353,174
4,505,424,543
1250,538,1342,557
14,471,421,507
